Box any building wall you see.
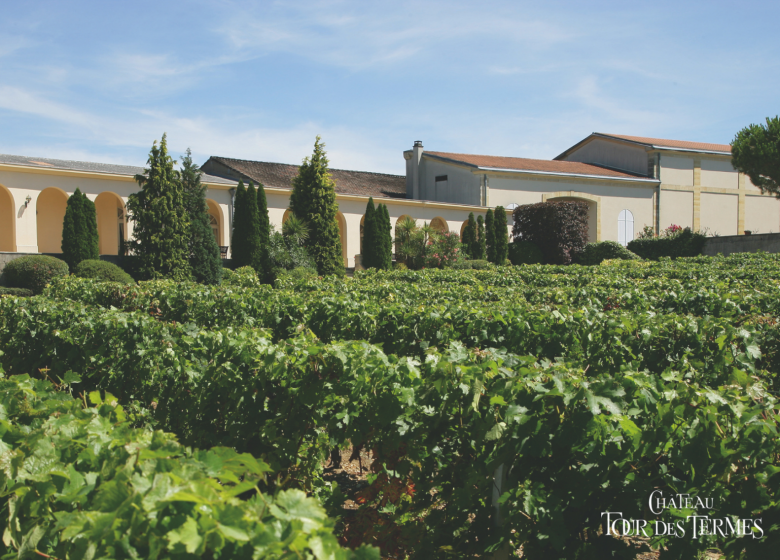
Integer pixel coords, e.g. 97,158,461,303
419,157,480,205
560,138,649,176
700,192,739,236
700,159,738,190
659,190,694,230
745,195,780,233
659,155,694,186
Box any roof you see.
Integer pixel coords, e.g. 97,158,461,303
0,153,237,185
424,151,651,180
203,156,407,198
596,133,732,154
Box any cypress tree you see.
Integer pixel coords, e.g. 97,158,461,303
380,204,393,269
494,206,509,265
362,197,377,269
244,183,262,275
485,209,496,264
255,181,271,282
181,149,222,285
462,212,477,259
61,188,99,271
289,136,344,276
476,214,486,260
126,134,191,281
230,180,249,267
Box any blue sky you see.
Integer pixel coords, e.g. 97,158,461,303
1,0,777,174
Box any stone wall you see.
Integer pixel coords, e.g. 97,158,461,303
702,233,780,256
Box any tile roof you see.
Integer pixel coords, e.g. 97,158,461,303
596,134,732,153
425,151,649,179
204,156,407,198
0,153,237,185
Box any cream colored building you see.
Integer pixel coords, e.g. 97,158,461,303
404,133,780,243
2,133,776,268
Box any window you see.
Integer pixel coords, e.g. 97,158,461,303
506,203,519,210
435,175,448,183
618,210,634,246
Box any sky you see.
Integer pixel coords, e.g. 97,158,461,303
0,0,778,175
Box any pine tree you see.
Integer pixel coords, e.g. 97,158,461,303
462,212,477,259
181,149,222,285
255,181,271,281
61,188,99,271
476,214,486,260
362,198,377,269
230,180,249,267
494,206,509,265
289,136,344,276
380,204,393,269
485,209,496,264
126,134,191,281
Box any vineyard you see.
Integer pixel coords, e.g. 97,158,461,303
1,253,778,558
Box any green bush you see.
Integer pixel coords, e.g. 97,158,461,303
74,259,135,284
0,255,69,295
0,287,33,297
452,259,491,270
508,240,544,265
222,265,263,288
627,227,706,260
277,266,318,283
578,240,640,265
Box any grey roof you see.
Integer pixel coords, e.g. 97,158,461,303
0,153,237,186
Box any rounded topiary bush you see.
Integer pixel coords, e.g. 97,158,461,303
1,255,69,295
508,241,544,265
579,241,640,265
74,259,134,284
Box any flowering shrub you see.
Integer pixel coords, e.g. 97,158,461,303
424,231,462,268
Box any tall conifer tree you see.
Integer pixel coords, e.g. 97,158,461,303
181,149,222,285
462,212,477,259
494,206,509,265
126,134,191,281
485,209,496,264
61,188,98,271
230,180,249,267
289,136,344,276
476,214,486,260
255,181,271,281
244,183,262,275
380,204,393,269
362,198,377,269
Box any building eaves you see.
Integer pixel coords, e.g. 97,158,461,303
554,134,732,160
0,153,238,185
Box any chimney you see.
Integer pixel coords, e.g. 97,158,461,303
412,141,423,199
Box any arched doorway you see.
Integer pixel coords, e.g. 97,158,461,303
460,220,469,241
360,214,365,254
95,192,126,255
542,192,601,242
335,211,347,267
0,184,16,252
282,208,292,224
430,216,448,233
36,188,69,253
206,199,223,245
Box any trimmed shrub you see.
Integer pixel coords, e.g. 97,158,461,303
508,241,544,265
512,201,589,264
0,287,33,297
74,259,135,284
222,266,263,288
493,206,509,265
1,255,69,295
627,228,706,260
578,241,640,265
61,188,99,271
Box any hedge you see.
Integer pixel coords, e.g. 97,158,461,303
0,287,33,297
75,259,135,284
0,254,69,294
508,240,544,265
627,228,706,260
512,201,589,264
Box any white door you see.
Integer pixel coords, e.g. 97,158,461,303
618,210,634,246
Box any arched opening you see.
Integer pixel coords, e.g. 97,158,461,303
36,188,69,253
430,216,448,233
206,199,223,245
282,208,292,224
0,184,16,252
460,220,469,241
618,210,634,246
543,192,600,242
335,211,347,268
394,215,414,256
95,192,126,255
